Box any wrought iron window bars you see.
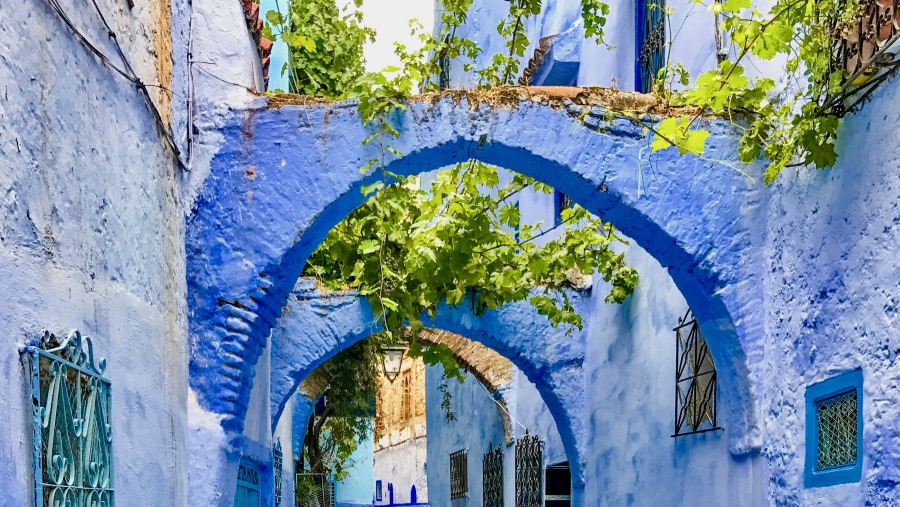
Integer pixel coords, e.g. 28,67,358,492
673,310,721,436
815,390,859,470
637,0,667,93
483,444,503,507
450,449,468,499
273,439,283,505
25,330,114,507
514,433,543,507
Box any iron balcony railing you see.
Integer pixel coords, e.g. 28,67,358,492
828,0,900,114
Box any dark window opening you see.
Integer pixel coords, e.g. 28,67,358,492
554,191,573,226
483,444,504,507
544,462,571,507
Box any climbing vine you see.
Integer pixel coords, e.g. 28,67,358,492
262,0,373,96
266,0,886,184
261,0,891,479
655,0,878,183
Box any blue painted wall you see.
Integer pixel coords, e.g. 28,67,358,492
336,428,376,506
5,0,888,504
425,368,508,506
0,0,190,505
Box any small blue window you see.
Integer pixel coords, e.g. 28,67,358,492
554,191,573,226
804,368,863,488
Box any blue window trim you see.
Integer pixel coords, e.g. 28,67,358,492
804,368,863,488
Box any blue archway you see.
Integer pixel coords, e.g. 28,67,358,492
186,88,764,462
270,278,592,486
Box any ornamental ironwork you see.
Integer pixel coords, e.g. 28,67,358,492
439,34,451,90
450,448,468,499
483,444,503,507
638,0,666,93
828,0,900,115
674,309,721,436
25,330,114,507
815,390,859,470
514,433,543,507
273,439,283,505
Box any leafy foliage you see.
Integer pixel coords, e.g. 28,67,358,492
263,0,886,483
263,0,373,97
299,339,379,481
654,0,878,183
306,161,638,342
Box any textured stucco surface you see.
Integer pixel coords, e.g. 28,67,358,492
184,82,767,503
425,364,510,507
374,436,428,505
0,0,188,505
424,235,765,507
266,278,597,486
12,0,886,503
186,90,763,452
759,78,900,506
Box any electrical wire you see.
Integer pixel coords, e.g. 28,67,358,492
475,375,529,433
43,0,186,168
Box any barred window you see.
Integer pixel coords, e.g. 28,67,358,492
296,473,334,507
273,439,283,505
26,330,114,507
483,444,503,507
450,449,468,499
515,433,543,507
637,0,666,93
815,391,858,470
554,191,573,226
805,368,863,488
674,309,720,436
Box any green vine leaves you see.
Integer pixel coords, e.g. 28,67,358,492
658,0,858,183
306,161,639,345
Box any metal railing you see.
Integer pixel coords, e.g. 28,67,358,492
514,434,543,507
295,473,334,507
828,0,900,114
483,444,503,507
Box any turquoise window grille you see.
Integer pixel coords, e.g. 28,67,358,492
636,0,666,93
25,330,114,507
235,459,261,507
805,368,863,488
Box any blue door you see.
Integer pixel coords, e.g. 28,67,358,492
235,460,261,507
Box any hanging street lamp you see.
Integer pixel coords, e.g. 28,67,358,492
380,345,407,382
